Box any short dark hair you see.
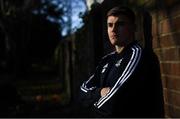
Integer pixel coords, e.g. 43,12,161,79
107,6,135,24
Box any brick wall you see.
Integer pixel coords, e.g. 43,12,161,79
101,0,180,117
151,1,180,118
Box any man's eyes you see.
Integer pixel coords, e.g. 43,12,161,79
116,21,125,26
107,23,113,27
107,21,126,27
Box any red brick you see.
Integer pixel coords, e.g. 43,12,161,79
158,9,169,21
161,48,177,61
151,11,157,24
160,33,180,47
152,36,159,48
162,76,167,89
153,32,180,48
158,10,170,21
162,75,180,91
152,21,159,36
168,104,180,117
154,49,162,61
161,48,179,61
163,90,180,117
163,89,168,103
154,48,180,61
160,62,180,76
164,89,180,108
157,1,180,20
152,26,180,48
159,16,180,34
164,104,170,117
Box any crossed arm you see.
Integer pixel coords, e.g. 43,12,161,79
79,44,142,109
100,87,110,97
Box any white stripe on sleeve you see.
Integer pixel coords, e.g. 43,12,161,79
95,45,142,108
80,74,96,93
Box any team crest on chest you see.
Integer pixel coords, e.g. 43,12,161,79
115,58,123,67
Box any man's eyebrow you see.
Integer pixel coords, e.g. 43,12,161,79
116,21,126,25
116,21,125,23
107,22,113,25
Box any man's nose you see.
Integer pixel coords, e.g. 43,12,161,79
112,25,118,32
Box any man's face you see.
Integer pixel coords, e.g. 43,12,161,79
107,15,134,46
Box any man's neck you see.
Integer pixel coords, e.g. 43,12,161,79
115,45,124,54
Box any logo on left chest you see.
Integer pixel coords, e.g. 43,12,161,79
115,58,123,67
101,63,108,73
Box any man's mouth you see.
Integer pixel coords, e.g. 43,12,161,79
112,35,118,39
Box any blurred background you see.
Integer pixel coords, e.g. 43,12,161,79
0,0,180,117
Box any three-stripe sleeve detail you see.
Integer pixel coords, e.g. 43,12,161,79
94,45,142,108
80,51,115,93
80,74,96,93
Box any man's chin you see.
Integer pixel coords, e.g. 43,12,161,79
110,41,118,45
111,42,117,46
113,41,125,46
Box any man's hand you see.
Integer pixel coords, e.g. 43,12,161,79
100,87,110,97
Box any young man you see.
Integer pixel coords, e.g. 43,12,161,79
79,6,164,117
